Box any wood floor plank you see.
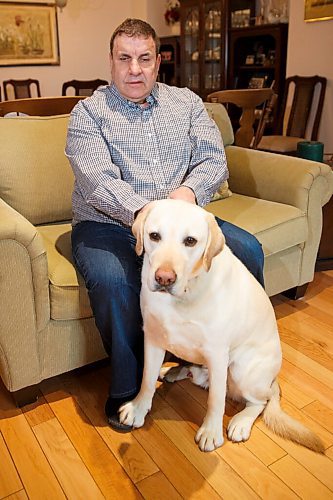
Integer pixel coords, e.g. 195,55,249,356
152,392,260,499
0,413,65,499
157,384,295,498
133,413,221,499
62,367,160,484
22,395,55,427
269,454,333,499
281,342,333,389
41,380,142,499
256,421,333,490
3,491,29,500
0,431,22,498
303,400,333,434
280,358,333,411
33,418,104,499
279,322,333,371
173,379,287,466
136,471,183,500
278,375,315,409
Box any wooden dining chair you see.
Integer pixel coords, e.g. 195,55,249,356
0,96,85,117
3,79,41,100
207,88,275,148
62,79,109,96
258,75,327,155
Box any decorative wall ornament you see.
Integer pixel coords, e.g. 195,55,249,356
305,0,333,22
0,2,60,66
164,0,180,26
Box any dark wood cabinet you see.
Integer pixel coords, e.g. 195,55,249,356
228,23,288,109
159,36,181,86
180,0,255,100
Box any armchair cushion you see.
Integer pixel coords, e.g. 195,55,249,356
206,194,307,257
38,224,92,321
0,115,73,225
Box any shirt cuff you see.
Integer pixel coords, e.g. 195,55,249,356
181,178,209,207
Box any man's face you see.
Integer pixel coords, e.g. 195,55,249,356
110,34,161,103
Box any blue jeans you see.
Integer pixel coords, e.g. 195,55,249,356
71,217,264,399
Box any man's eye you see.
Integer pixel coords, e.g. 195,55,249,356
149,232,161,242
184,236,197,247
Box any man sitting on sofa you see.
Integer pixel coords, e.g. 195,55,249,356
65,18,264,432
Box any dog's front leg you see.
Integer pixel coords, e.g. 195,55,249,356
195,354,228,452
119,341,165,428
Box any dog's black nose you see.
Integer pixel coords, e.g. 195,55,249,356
155,267,177,287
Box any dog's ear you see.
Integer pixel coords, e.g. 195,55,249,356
132,205,152,255
203,212,225,271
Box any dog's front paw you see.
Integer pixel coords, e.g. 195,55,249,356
227,414,252,442
118,399,150,428
195,422,224,452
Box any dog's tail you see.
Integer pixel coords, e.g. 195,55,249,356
263,380,325,454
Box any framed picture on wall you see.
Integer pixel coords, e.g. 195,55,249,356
304,0,333,22
0,2,59,66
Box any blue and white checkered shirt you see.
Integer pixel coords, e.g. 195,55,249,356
66,82,228,227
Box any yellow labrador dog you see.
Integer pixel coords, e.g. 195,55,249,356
119,199,324,453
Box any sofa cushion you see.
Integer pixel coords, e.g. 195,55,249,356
204,102,234,147
38,224,92,321
0,115,73,225
205,193,307,257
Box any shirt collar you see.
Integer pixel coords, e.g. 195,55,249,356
109,82,158,109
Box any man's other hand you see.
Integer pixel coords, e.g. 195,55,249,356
168,186,196,204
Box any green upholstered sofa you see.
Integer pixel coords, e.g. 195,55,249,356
0,105,332,405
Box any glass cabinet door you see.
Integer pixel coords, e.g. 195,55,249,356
182,4,200,91
203,0,223,93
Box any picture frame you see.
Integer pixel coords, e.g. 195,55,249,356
0,2,59,66
248,75,268,89
304,0,333,22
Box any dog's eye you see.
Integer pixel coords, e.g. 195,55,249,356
149,232,161,242
184,236,197,247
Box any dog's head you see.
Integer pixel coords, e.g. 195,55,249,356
132,199,225,297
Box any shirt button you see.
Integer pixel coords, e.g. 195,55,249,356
159,184,165,189
153,159,158,164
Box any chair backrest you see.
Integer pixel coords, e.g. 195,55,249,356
276,75,327,140
62,79,109,96
0,96,85,117
3,79,41,100
207,88,274,148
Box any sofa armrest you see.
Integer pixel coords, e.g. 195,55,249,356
226,146,333,211
0,199,50,390
226,145,333,287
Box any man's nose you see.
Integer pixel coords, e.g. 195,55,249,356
129,59,142,74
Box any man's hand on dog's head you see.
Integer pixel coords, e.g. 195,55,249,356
168,186,196,204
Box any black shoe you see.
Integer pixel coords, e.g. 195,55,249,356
105,394,136,433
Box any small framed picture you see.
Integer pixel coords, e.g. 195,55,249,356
248,75,268,89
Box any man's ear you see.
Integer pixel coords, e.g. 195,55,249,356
203,212,225,271
132,206,152,255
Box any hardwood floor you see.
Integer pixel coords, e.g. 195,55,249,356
1,270,333,499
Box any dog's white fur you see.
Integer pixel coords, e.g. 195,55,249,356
119,199,324,453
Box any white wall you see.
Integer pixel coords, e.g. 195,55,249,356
286,0,333,154
0,0,133,97
0,0,177,98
